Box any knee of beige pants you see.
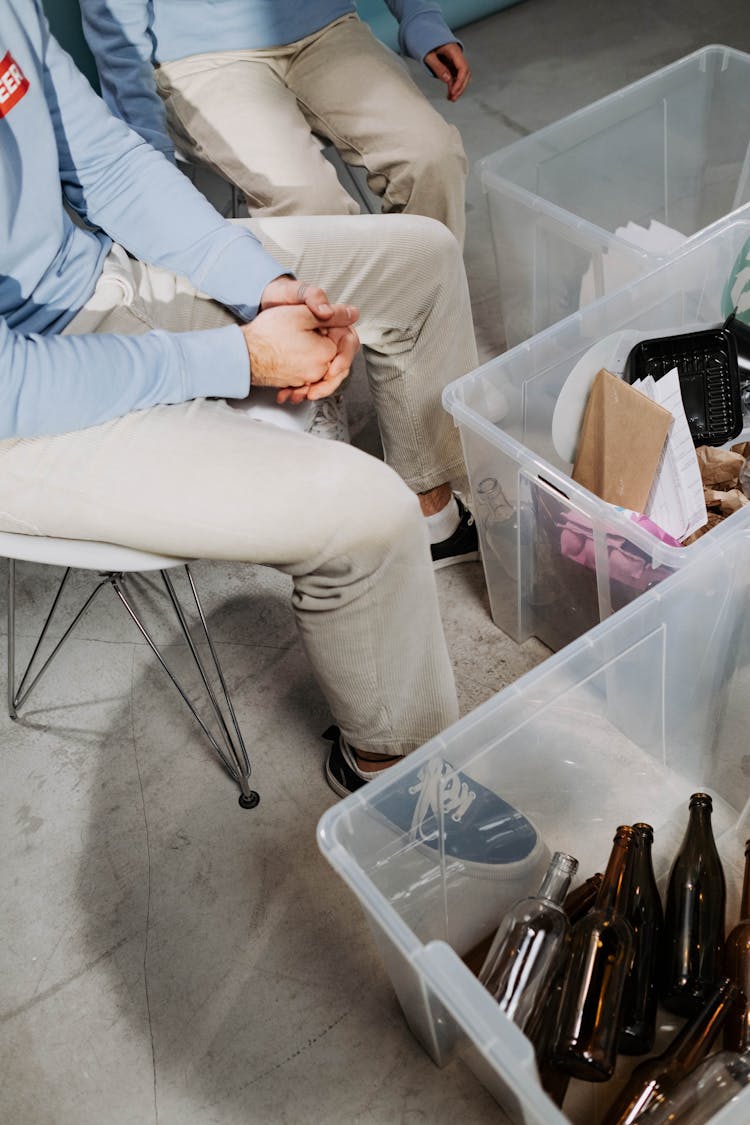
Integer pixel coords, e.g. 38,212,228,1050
376,117,467,246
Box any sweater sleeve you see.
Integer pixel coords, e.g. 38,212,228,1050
45,32,285,322
78,0,175,161
383,0,460,62
0,318,250,440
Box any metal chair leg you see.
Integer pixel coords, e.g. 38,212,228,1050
5,561,258,808
110,568,259,809
7,561,110,717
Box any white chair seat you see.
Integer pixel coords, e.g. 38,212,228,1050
0,530,190,572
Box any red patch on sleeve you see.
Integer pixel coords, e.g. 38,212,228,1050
0,51,30,119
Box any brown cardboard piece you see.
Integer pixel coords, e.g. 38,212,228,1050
572,368,672,511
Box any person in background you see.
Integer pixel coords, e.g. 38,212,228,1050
1,0,479,797
79,0,470,245
80,0,471,443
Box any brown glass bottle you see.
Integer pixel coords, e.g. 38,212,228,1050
619,823,664,1055
724,839,750,1051
601,976,740,1125
661,793,726,1017
549,826,637,1082
563,872,604,924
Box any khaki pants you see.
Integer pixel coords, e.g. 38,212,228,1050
0,214,477,754
156,14,468,245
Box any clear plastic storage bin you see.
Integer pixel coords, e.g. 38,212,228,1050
317,528,750,1124
443,215,750,652
479,45,750,348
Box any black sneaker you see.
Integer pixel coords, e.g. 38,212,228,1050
377,756,543,872
323,726,400,798
430,497,479,570
323,728,544,877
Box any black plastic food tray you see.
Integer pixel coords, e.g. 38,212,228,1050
625,327,743,447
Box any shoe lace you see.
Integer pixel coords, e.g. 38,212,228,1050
408,758,476,841
308,393,349,441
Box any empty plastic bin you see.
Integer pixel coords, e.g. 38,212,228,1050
443,213,750,652
479,45,750,348
317,527,750,1124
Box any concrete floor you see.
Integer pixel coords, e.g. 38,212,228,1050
3,1,750,1122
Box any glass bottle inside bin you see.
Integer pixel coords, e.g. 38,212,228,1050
640,1048,750,1124
478,851,578,1034
661,793,726,1017
724,839,750,1051
474,476,514,557
549,825,637,1082
619,823,664,1056
532,870,605,1109
600,976,740,1125
563,871,603,924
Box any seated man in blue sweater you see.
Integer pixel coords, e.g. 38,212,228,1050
0,0,479,796
79,0,470,246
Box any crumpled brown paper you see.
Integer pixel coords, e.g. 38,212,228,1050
682,444,750,544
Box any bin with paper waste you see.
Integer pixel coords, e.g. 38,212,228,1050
443,214,750,651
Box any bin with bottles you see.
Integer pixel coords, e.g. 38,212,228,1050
317,526,750,1124
443,213,750,653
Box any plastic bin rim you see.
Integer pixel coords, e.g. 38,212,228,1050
317,526,744,863
477,169,681,260
442,212,750,408
442,386,717,566
476,42,750,176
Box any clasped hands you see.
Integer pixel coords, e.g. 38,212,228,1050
241,275,360,405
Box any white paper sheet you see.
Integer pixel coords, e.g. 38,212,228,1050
631,368,707,540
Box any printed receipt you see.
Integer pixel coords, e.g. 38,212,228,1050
631,368,707,541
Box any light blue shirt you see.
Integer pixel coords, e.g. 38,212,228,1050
0,0,287,439
79,0,459,159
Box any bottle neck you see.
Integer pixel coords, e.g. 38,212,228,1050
685,799,715,851
537,854,576,906
594,832,634,915
632,824,655,880
741,847,750,919
664,979,738,1071
564,873,603,924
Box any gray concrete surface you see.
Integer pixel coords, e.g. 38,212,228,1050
2,2,749,1122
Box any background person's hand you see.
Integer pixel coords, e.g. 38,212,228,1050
424,43,471,101
241,304,359,402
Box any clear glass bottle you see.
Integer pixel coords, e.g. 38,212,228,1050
534,869,606,1107
619,823,664,1055
724,839,750,1051
550,825,637,1082
601,976,740,1125
478,851,578,1034
641,1048,750,1124
661,793,726,1017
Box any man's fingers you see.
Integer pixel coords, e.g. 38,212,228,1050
304,369,348,401
294,303,359,330
451,61,471,100
297,281,334,317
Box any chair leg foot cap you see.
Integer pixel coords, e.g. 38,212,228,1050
238,790,260,810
